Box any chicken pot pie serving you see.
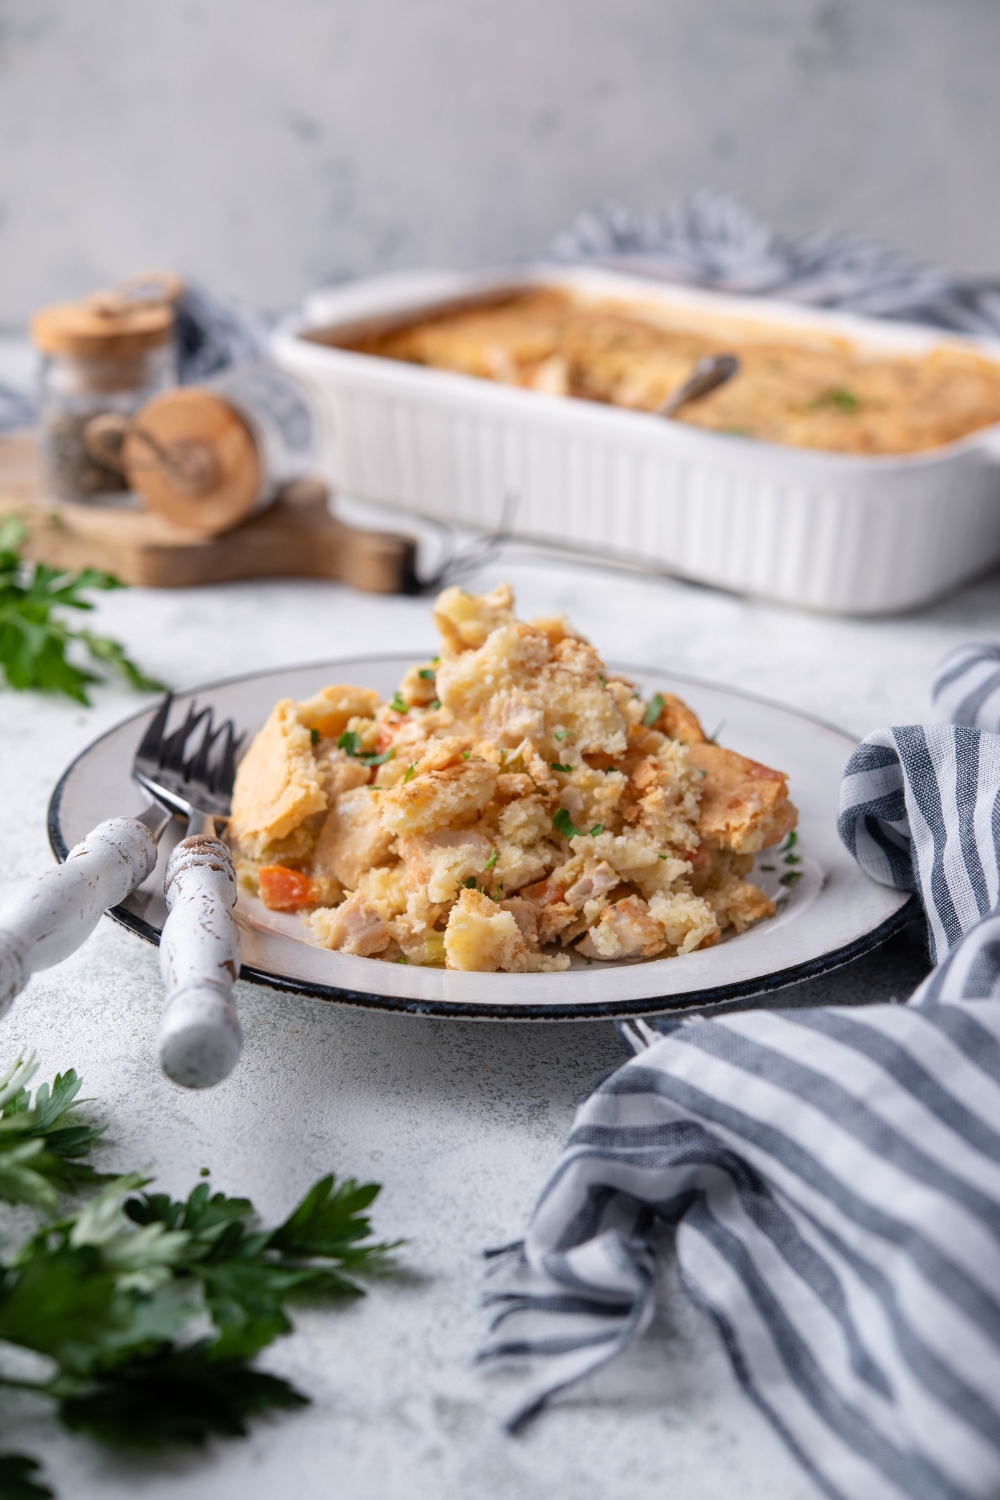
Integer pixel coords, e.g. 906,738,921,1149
227,585,798,973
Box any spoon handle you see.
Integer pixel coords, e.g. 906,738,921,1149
657,353,740,418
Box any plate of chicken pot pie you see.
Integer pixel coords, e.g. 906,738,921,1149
49,585,913,1019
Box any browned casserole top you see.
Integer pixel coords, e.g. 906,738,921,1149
335,288,1000,456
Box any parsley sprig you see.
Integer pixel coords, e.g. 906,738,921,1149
0,1054,397,1495
0,520,164,704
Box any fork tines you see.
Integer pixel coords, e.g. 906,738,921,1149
137,692,244,797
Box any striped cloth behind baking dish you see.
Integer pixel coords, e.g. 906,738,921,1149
480,643,1000,1500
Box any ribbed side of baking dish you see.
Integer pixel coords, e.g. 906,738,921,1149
273,267,1000,615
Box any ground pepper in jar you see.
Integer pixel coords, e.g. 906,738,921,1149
31,275,179,504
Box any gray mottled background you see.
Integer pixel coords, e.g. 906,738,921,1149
0,0,998,322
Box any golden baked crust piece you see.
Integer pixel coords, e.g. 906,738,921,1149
686,741,797,855
651,694,797,855
228,699,327,858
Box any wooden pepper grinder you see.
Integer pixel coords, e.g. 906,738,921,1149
86,364,419,594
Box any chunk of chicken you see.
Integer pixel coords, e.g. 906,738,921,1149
576,895,667,961
313,787,396,890
309,894,391,956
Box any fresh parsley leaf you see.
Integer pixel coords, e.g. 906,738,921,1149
550,762,571,773
0,1059,110,1208
389,693,408,714
427,698,441,711
0,530,164,704
462,876,477,889
809,387,859,413
337,731,392,767
590,824,603,836
642,693,664,729
417,668,435,681
553,808,580,839
59,1344,308,1452
0,1454,54,1500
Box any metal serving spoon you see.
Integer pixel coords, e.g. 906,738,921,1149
656,353,740,418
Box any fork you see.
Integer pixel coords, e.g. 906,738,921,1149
0,695,245,1091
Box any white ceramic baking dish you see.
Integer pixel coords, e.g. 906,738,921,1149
272,265,1000,614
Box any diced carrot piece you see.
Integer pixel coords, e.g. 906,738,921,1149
258,865,315,910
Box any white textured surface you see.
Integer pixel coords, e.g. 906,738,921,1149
2,549,992,1498
2,0,1000,323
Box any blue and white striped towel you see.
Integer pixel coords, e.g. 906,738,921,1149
481,644,1000,1500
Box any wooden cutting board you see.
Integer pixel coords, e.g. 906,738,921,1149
0,429,418,593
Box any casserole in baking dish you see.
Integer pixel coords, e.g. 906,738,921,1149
273,266,1000,614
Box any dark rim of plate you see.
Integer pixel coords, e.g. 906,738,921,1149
47,655,918,1023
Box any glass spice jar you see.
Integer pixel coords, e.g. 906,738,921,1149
31,276,179,504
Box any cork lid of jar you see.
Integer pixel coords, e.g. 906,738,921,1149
31,272,180,360
120,386,263,536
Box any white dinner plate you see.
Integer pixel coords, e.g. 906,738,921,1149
48,655,913,1021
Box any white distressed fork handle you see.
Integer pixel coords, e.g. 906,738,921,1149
0,818,158,1018
158,835,242,1089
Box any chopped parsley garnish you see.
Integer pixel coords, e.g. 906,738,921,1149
658,853,668,860
760,864,776,871
404,764,416,783
418,668,436,681
462,751,471,760
783,852,801,865
642,692,665,728
780,870,803,886
590,824,604,836
780,830,798,853
310,728,320,745
550,762,571,773
390,692,408,714
337,730,393,767
553,808,580,839
809,387,859,413
598,674,605,686
396,956,407,963
428,698,441,711
707,720,726,745
463,876,477,889
484,849,498,872
553,730,571,741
